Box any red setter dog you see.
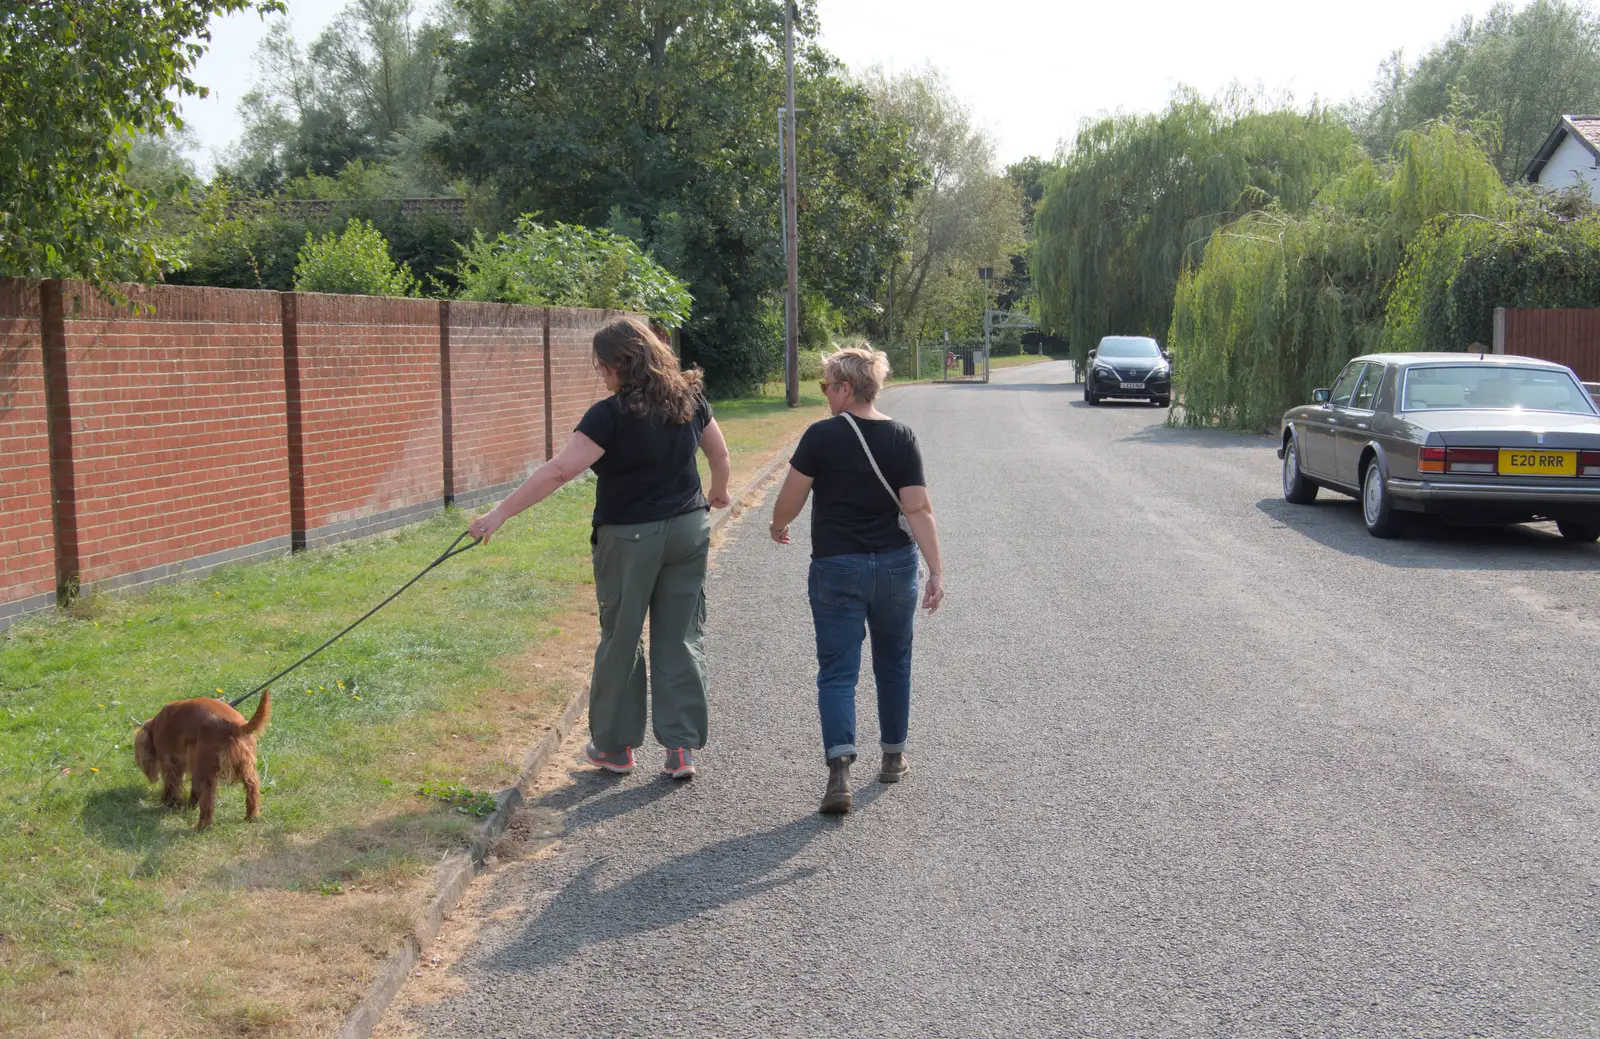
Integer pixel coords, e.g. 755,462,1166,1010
134,691,271,829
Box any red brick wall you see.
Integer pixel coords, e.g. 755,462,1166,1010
547,308,637,448
0,281,56,626
441,302,546,507
52,282,291,593
284,294,443,546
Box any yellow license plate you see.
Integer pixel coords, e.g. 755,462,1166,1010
1499,449,1577,476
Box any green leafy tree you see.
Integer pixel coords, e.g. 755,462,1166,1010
1033,90,1359,361
454,217,693,329
860,65,1024,346
439,0,918,394
1356,0,1600,181
293,218,421,296
222,0,459,194
0,0,281,285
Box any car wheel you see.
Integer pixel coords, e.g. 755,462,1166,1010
1361,459,1406,538
1556,518,1600,542
1155,396,1171,408
1085,386,1098,406
1281,436,1318,505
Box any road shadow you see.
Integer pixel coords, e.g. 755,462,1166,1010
1256,497,1600,572
1120,425,1276,451
485,784,887,972
535,766,684,836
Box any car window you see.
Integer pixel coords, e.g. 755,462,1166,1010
1401,365,1596,415
1329,363,1365,408
1097,336,1161,358
1350,364,1384,410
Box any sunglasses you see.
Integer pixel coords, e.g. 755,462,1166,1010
819,380,844,394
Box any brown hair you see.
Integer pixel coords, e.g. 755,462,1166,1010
592,317,705,424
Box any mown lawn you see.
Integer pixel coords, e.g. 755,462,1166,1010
0,392,823,1037
0,484,598,1035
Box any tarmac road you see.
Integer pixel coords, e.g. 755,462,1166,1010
398,360,1600,1038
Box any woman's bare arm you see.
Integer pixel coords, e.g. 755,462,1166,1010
768,466,814,544
468,432,605,543
899,485,944,612
701,418,732,509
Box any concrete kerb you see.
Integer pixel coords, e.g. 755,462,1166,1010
335,437,801,1039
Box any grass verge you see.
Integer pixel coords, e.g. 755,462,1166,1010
0,392,814,1038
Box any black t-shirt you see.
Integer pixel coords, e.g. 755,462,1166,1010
576,394,711,527
790,414,925,558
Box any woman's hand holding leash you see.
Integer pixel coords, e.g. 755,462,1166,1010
468,509,506,544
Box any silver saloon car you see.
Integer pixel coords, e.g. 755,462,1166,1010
1278,353,1600,539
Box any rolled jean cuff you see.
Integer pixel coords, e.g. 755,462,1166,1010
880,740,907,753
825,743,858,763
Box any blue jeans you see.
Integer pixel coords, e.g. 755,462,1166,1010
808,544,919,762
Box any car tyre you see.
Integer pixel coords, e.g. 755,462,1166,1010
1361,459,1406,538
1556,518,1600,542
1281,436,1318,505
1155,396,1171,408
1084,385,1098,406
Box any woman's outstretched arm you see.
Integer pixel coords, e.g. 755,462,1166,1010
468,432,605,543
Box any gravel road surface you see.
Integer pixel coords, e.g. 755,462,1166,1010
398,361,1600,1038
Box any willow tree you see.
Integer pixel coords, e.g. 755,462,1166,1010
1170,123,1507,429
1032,91,1359,361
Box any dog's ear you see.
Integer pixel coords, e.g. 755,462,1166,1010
133,725,158,783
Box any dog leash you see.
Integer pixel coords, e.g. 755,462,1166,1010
228,531,482,709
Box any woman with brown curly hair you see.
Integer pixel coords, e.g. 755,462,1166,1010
469,317,730,780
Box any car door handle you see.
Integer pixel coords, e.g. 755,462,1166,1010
1357,422,1368,430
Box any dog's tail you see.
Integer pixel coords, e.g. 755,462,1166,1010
240,688,272,737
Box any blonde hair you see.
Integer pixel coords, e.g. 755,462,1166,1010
823,346,891,403
592,317,704,423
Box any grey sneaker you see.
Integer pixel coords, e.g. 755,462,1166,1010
663,747,696,780
584,743,635,774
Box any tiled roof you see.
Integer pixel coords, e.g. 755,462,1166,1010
1567,117,1600,151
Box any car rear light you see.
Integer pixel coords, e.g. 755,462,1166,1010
1582,451,1600,477
1419,447,1445,473
1446,448,1498,474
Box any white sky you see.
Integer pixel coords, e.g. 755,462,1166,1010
183,0,1506,171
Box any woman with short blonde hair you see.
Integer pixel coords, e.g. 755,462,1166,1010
470,317,731,781
770,345,945,813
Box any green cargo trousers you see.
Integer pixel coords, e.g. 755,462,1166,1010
588,509,711,753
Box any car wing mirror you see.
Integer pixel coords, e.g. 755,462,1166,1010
1312,388,1331,403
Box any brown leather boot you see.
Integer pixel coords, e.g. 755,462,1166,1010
819,757,852,814
879,752,909,783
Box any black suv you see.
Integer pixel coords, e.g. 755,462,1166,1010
1085,336,1172,407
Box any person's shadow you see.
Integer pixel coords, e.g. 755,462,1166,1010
486,783,886,972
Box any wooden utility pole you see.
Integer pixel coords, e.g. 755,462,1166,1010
783,1,800,407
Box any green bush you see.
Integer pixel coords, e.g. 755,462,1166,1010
453,216,692,329
796,349,826,381
1386,192,1600,352
293,218,421,296
163,188,461,295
